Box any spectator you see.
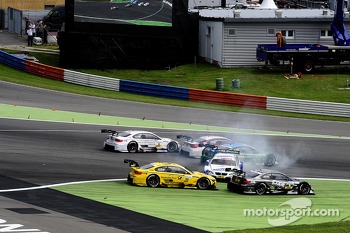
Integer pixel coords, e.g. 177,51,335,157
31,21,36,37
37,21,46,44
27,23,34,47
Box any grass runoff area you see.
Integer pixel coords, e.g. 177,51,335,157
54,179,350,233
1,49,350,232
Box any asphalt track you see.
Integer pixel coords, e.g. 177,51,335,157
1,81,350,232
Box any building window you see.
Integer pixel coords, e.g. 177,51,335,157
228,29,236,36
320,29,332,38
267,28,276,36
281,30,294,39
206,27,211,36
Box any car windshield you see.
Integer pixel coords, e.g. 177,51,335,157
182,166,193,174
211,159,236,166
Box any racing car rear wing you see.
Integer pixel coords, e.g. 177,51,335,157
225,168,245,176
124,159,140,167
101,129,118,135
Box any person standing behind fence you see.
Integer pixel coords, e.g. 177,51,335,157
27,22,34,47
31,22,36,38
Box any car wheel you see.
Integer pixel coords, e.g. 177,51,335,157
196,178,210,190
227,182,236,191
303,60,315,73
167,141,178,152
179,149,183,155
298,182,311,195
264,154,276,166
255,183,267,195
127,141,138,153
146,174,160,188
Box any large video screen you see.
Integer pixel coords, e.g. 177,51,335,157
74,0,172,27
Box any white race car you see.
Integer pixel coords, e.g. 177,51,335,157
204,153,240,182
102,129,180,153
178,135,231,158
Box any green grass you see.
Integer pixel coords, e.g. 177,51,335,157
231,221,350,233
54,179,350,233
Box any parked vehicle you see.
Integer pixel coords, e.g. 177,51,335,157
256,0,350,73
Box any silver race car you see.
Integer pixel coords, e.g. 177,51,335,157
227,169,314,195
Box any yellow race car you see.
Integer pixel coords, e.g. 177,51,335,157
124,159,218,190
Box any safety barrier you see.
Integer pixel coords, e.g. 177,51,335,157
64,70,120,92
0,50,26,71
25,60,64,81
189,88,267,109
267,97,350,118
120,80,189,100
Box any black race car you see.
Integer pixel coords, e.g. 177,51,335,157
227,169,314,195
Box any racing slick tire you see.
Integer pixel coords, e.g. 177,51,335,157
255,183,268,195
264,154,277,166
167,141,178,153
298,182,311,195
227,182,234,191
127,175,132,183
200,156,207,164
127,141,138,153
302,60,315,73
227,183,243,193
196,178,211,190
146,174,160,188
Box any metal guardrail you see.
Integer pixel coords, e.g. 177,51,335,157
26,60,64,81
0,51,26,71
64,70,120,92
120,79,189,100
267,97,350,117
189,88,267,109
